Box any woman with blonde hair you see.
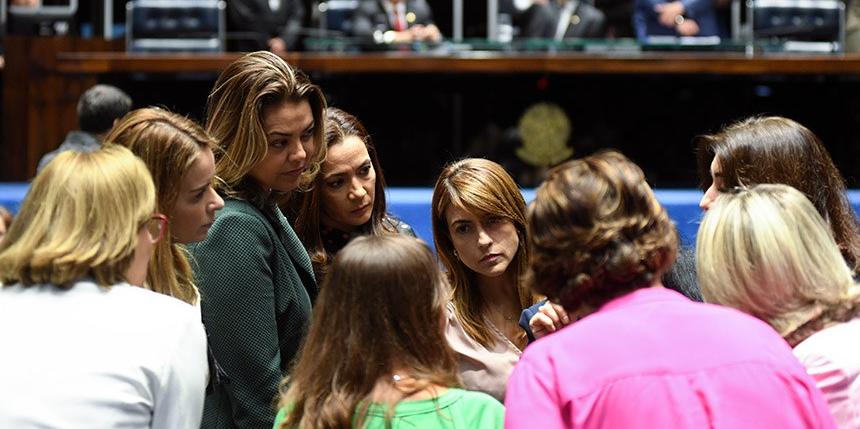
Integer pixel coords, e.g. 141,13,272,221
107,107,224,305
291,107,414,281
189,51,326,429
697,115,860,273
0,146,208,428
698,184,860,427
505,150,835,428
274,235,504,429
431,158,539,401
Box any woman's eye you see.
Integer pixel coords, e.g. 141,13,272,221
326,179,343,189
300,131,313,142
454,224,470,234
270,140,286,149
358,166,371,176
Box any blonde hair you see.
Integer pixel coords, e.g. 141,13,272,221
697,184,860,341
106,107,214,304
525,150,678,313
0,145,155,288
206,51,327,206
431,158,537,347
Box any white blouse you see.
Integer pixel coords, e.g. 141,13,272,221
445,302,522,401
0,280,208,429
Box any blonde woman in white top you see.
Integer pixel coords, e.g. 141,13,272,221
0,146,208,428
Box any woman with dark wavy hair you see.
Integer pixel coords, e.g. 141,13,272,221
505,150,835,429
291,107,414,282
697,115,860,273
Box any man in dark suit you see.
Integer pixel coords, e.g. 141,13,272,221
351,0,442,43
513,0,607,39
227,0,304,54
633,0,720,39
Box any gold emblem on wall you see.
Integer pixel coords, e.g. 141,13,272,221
516,102,573,167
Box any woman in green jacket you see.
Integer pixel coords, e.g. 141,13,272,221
189,51,327,429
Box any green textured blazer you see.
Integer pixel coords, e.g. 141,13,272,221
189,198,316,429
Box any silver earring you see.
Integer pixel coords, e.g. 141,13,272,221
453,250,459,258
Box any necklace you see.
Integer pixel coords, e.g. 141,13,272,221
488,308,517,322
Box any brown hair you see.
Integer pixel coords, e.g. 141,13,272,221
206,51,327,208
292,107,392,280
431,158,537,348
278,235,460,429
696,116,860,272
106,107,215,305
526,150,678,313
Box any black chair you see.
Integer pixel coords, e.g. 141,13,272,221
317,0,358,35
747,0,844,52
126,0,226,52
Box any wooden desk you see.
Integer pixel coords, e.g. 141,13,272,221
54,50,860,75
6,35,860,180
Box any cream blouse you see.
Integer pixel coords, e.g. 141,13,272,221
445,302,522,402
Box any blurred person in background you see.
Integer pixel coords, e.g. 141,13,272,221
36,84,132,173
351,0,442,43
227,0,304,55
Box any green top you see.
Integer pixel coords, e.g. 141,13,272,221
189,199,316,429
273,388,505,429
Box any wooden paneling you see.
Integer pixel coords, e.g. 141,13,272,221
53,51,860,75
6,37,860,180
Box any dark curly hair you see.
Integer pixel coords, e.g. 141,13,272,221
525,150,679,313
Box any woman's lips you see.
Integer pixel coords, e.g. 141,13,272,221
282,166,305,176
481,253,502,263
351,203,371,215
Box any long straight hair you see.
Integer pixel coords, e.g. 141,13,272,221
292,107,391,280
107,107,214,304
431,158,537,347
696,116,860,272
279,235,460,429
